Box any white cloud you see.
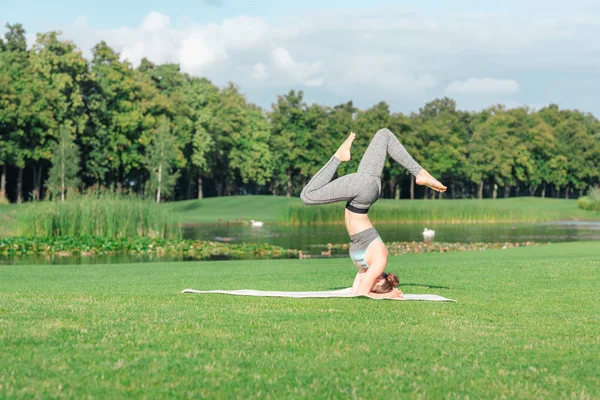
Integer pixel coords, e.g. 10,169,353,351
271,47,323,87
252,63,268,81
445,78,520,96
25,2,600,114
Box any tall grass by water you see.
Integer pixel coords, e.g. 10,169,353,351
578,186,600,212
18,191,181,239
283,198,570,224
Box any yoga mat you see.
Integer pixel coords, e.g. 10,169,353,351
182,287,455,302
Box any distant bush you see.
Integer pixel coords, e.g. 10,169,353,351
0,196,9,207
577,186,600,212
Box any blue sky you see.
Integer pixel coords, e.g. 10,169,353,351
2,0,600,115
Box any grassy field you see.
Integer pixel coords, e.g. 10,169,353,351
170,196,600,225
2,196,599,238
1,242,599,398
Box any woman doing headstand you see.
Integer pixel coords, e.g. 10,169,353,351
300,129,447,299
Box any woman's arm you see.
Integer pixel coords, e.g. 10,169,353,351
354,241,388,296
368,288,403,299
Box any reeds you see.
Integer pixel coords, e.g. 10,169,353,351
577,186,600,212
282,201,555,225
18,190,181,238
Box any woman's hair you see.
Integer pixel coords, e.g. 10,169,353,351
371,272,400,294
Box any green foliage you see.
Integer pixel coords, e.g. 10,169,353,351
17,191,181,239
282,197,595,225
1,242,599,398
46,124,81,201
145,117,180,202
577,186,600,212
0,236,297,260
1,24,599,203
0,196,9,207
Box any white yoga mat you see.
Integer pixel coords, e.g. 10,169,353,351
182,287,455,302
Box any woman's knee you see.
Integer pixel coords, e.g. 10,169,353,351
300,189,313,205
376,128,393,138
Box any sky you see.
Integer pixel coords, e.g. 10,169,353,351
2,0,600,115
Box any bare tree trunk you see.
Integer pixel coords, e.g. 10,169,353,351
0,166,5,199
286,171,292,198
33,167,39,201
387,180,394,199
492,181,498,200
451,181,456,200
17,168,23,204
156,161,162,203
394,183,400,200
186,175,193,200
555,185,560,198
197,177,203,200
410,175,415,200
541,182,546,198
504,184,510,199
61,155,65,202
37,166,44,200
565,185,569,200
478,179,483,200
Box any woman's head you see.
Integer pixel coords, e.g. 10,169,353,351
371,272,400,294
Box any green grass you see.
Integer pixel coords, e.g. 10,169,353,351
170,196,600,225
2,196,598,239
163,195,299,224
285,197,600,224
17,192,181,239
1,242,599,398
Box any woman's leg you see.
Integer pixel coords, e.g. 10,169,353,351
300,133,362,205
300,161,367,205
357,128,447,192
357,128,423,178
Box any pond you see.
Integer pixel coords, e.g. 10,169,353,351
183,221,600,250
2,221,598,265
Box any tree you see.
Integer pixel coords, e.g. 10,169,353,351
0,23,29,202
191,124,214,200
25,31,91,200
145,118,180,203
416,98,467,199
269,90,310,197
228,104,273,188
89,41,167,191
46,124,81,201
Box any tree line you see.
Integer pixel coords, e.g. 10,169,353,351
1,23,599,203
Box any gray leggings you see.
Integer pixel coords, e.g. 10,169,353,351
300,128,423,212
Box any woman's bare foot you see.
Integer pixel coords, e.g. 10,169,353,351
416,169,447,192
334,132,356,162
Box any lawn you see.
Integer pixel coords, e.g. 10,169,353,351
2,196,597,238
169,196,599,225
1,242,599,398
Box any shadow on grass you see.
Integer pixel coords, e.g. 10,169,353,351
328,283,451,291
402,283,451,289
178,202,205,212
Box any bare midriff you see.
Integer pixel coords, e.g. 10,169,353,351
344,209,374,236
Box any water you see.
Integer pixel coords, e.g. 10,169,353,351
183,221,600,250
2,222,598,265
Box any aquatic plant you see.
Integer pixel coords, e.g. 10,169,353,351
0,237,298,260
282,201,554,225
18,190,181,239
577,186,600,212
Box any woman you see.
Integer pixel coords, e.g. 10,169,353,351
300,129,447,299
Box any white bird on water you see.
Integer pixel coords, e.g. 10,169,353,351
250,220,264,227
422,228,435,241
